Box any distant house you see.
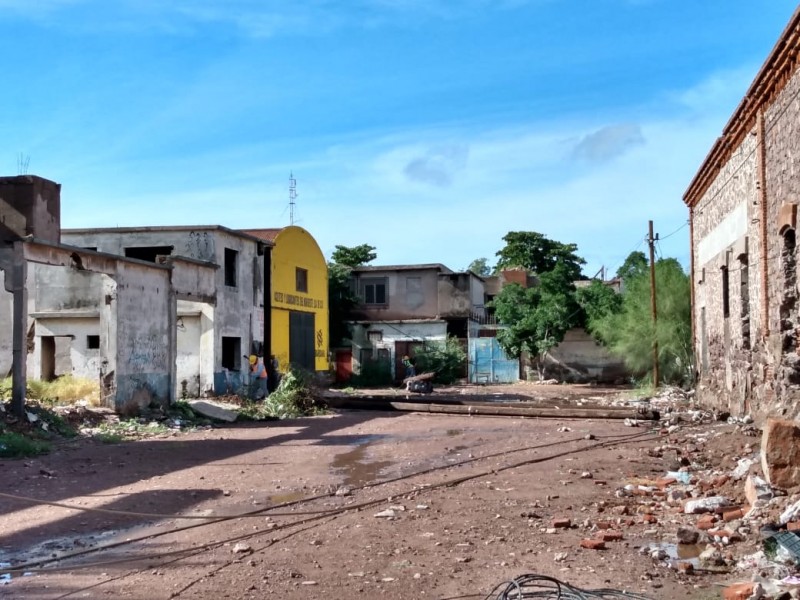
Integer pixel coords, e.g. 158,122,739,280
683,7,800,419
344,263,518,382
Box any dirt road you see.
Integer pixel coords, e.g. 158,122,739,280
0,395,733,599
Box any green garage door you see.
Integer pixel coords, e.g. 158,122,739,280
289,311,315,371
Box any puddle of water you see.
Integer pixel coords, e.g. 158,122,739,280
650,542,703,565
268,491,307,505
331,442,393,487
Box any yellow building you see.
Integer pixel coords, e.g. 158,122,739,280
244,226,329,375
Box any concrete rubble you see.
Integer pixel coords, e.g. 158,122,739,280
549,386,800,599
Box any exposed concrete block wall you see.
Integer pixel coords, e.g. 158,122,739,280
0,176,61,244
541,328,629,383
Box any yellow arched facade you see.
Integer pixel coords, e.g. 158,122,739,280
270,226,329,373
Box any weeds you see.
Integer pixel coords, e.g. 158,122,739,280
0,432,50,458
238,367,324,420
0,375,100,406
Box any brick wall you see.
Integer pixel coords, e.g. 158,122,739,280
693,66,800,420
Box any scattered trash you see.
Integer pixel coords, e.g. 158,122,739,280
665,471,691,485
684,496,731,514
732,456,757,481
764,532,800,566
232,542,253,554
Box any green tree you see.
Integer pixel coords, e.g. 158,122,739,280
466,257,491,277
328,244,377,347
414,336,467,384
331,244,377,268
495,231,585,281
492,263,580,380
575,280,623,335
591,258,692,386
616,250,648,281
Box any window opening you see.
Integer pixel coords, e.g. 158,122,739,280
224,248,238,287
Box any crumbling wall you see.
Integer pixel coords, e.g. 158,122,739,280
692,125,761,417
694,65,800,420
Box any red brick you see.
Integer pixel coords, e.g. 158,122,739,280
722,582,755,600
713,475,730,487
596,531,624,542
722,507,746,522
642,514,658,524
787,521,800,532
696,514,717,530
580,539,606,550
595,520,614,530
552,518,571,529
656,477,677,489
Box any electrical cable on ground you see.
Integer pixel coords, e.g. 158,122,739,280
6,428,658,581
482,573,655,600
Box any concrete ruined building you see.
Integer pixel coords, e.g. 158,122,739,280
0,176,330,414
684,7,800,419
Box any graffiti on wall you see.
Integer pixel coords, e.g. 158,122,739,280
185,231,212,261
126,333,168,372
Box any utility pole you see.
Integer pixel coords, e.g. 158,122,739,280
647,220,659,388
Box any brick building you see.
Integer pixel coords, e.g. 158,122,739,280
684,7,800,420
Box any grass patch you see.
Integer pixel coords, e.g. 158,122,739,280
94,432,125,444
0,375,100,406
0,432,50,458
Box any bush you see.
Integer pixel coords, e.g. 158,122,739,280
239,367,323,420
414,336,467,384
350,358,392,387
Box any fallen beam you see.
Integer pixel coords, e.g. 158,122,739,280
323,397,659,420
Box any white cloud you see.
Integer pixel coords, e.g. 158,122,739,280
571,124,645,163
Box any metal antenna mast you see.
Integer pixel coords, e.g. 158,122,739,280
289,172,297,225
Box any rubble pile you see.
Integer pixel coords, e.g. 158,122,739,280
527,388,800,597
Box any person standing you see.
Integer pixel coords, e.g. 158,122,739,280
249,355,268,400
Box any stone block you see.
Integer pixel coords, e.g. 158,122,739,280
187,400,240,422
761,419,800,488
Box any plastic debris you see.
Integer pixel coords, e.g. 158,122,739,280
666,471,691,485
684,496,731,514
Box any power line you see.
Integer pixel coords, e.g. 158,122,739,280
659,220,689,241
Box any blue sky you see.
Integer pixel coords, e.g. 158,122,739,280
2,1,798,276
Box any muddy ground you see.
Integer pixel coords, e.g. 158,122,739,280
0,383,751,599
